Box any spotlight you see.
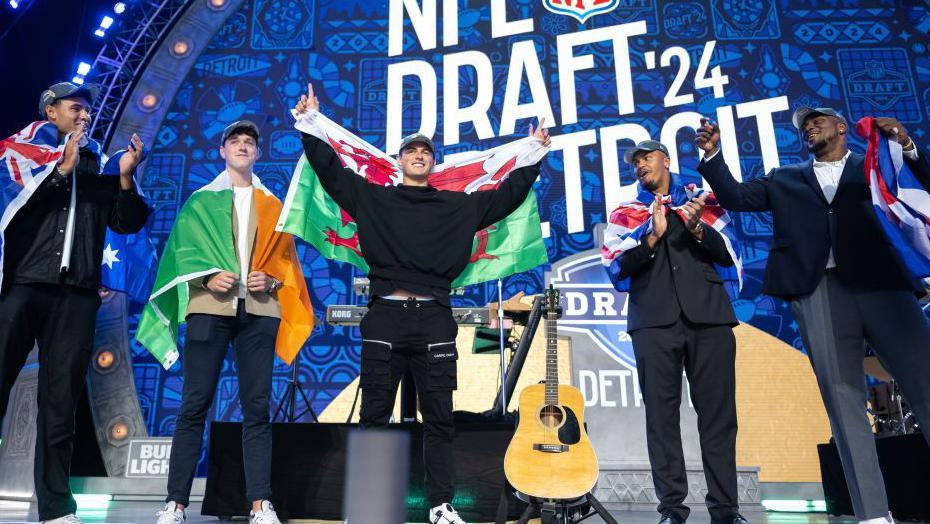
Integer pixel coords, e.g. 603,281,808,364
208,0,228,9
9,0,20,8
94,15,115,37
72,76,85,85
113,2,126,14
77,62,92,76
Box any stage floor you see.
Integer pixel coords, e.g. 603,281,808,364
0,501,868,524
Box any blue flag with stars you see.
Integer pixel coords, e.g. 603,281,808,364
101,226,157,304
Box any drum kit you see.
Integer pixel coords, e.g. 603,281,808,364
864,285,930,436
865,353,920,437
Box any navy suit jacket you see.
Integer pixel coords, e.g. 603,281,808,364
697,147,930,298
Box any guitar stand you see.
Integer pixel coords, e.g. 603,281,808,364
516,492,617,524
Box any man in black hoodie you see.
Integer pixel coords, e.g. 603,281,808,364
294,83,550,524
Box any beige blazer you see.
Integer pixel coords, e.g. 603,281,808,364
186,191,281,319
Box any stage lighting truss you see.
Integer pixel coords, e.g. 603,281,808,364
84,0,191,149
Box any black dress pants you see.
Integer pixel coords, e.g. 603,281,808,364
166,305,279,505
358,297,459,508
630,315,739,522
0,284,100,521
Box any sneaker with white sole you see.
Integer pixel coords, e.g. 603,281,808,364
429,503,466,524
156,502,186,524
250,500,281,524
42,514,83,524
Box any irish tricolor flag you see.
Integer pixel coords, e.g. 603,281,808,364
136,172,313,369
277,110,549,288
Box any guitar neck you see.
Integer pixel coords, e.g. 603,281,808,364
545,309,558,405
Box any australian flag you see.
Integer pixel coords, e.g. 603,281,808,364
857,117,930,281
0,121,156,303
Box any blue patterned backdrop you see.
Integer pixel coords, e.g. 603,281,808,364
127,0,930,472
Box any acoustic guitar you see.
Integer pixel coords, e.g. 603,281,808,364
503,285,599,500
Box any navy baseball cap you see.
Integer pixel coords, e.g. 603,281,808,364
398,133,435,154
623,140,670,164
792,107,847,129
38,82,99,117
221,120,260,144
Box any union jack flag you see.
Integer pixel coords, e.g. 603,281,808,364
601,179,742,292
857,116,930,280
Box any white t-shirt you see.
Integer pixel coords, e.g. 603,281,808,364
233,186,253,299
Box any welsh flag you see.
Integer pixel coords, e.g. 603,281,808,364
136,172,313,369
277,110,549,288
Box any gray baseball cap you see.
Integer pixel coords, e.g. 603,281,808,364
38,82,99,117
398,133,434,154
792,106,847,129
221,120,260,144
623,140,670,164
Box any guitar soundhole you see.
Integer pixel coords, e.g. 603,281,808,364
539,404,564,428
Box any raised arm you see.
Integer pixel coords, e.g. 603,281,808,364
695,118,772,212
294,83,367,217
473,119,551,230
473,162,542,231
875,117,930,192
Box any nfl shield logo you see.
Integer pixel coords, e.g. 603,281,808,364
542,0,621,23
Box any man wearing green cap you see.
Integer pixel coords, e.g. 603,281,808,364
0,82,149,524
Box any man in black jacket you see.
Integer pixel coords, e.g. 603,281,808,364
0,82,149,524
603,140,744,524
696,108,930,524
294,83,550,524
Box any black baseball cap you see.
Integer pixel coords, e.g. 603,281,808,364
398,133,434,154
792,107,847,129
221,120,260,144
623,140,670,164
38,82,99,117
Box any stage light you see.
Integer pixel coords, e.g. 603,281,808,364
94,15,114,37
113,2,126,14
139,92,159,111
109,421,129,440
208,0,228,9
77,61,92,76
96,350,115,369
9,0,19,8
72,76,85,85
170,38,191,57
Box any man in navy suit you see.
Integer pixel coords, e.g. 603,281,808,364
695,108,930,524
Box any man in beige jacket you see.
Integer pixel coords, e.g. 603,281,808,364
156,121,285,524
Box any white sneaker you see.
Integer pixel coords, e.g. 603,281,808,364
250,500,281,524
429,503,466,524
859,513,895,524
156,502,186,524
42,514,83,524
